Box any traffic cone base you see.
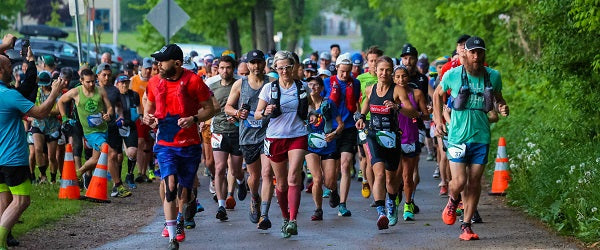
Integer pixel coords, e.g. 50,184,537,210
58,144,81,200
85,143,110,202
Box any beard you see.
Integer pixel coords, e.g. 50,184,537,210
160,65,176,79
464,61,484,76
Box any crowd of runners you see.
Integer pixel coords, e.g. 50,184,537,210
0,32,508,250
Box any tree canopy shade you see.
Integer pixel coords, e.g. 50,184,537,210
0,0,24,31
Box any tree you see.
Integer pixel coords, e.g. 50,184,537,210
0,0,24,30
25,0,70,26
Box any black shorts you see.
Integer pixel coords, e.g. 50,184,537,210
212,132,242,156
336,127,358,154
365,132,401,171
0,166,31,187
307,151,341,160
240,142,263,165
107,125,138,153
30,127,60,142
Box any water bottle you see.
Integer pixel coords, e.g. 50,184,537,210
453,85,470,111
483,86,494,112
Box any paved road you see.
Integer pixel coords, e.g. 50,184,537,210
99,154,578,249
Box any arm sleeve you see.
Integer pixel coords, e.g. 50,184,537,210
17,60,38,102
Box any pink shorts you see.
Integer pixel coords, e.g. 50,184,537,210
265,136,308,163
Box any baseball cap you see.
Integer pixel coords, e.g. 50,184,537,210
38,71,51,86
151,44,184,62
266,57,274,69
456,34,471,44
319,52,331,61
41,55,55,67
190,50,198,57
125,61,135,70
115,74,130,83
335,53,352,66
246,50,265,62
142,57,153,69
96,62,112,74
465,36,486,51
203,54,215,62
317,68,331,77
400,44,418,57
351,53,363,66
182,56,197,72
304,60,318,72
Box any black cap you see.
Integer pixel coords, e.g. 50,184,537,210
400,44,418,57
151,44,184,62
246,50,265,62
465,36,486,51
304,60,318,72
125,61,135,70
456,34,471,44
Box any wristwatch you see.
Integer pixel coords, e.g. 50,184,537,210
192,116,199,123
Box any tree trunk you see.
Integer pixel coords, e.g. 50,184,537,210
227,18,242,60
286,0,304,52
253,0,268,52
265,0,275,52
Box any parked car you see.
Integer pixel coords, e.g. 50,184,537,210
176,43,227,59
82,43,142,65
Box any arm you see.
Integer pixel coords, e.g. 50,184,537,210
196,96,217,122
16,47,38,102
488,109,499,123
414,89,430,120
26,79,66,119
58,88,77,120
325,114,344,142
394,85,419,118
0,34,15,53
99,89,114,120
224,79,245,119
494,91,509,117
432,84,447,136
254,99,269,120
355,85,372,130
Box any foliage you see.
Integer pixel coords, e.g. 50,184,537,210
25,0,71,26
0,0,24,31
46,1,65,27
120,0,147,32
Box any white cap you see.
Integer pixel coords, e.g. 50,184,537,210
335,53,352,66
317,68,332,77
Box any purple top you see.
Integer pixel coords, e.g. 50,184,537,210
398,90,419,144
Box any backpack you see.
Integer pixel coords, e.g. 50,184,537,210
452,66,494,112
268,79,308,121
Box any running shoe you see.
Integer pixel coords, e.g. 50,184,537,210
237,179,248,201
161,223,169,237
386,198,398,226
216,206,228,221
126,173,137,189
338,204,352,217
433,166,440,178
377,215,389,230
440,185,448,196
311,208,323,221
225,195,236,209
134,174,146,183
413,202,420,214
471,210,483,223
361,182,371,198
257,215,272,230
184,218,196,229
168,239,179,250
111,185,132,198
175,221,185,242
459,223,480,241
249,198,261,223
427,152,435,161
38,175,48,184
322,188,331,198
357,170,363,182
442,198,458,225
329,190,340,208
403,203,415,221
147,171,156,181
281,220,291,238
209,180,216,194
196,200,204,212
305,181,313,193
286,220,298,235
7,231,19,247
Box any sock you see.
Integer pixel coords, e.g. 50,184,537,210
165,220,177,240
30,171,35,181
39,165,47,177
227,191,234,197
275,188,289,219
388,193,397,203
218,200,226,208
260,201,271,217
450,195,460,204
375,200,386,216
127,157,136,175
0,226,8,248
50,172,57,182
193,188,198,200
288,185,301,220
177,212,182,222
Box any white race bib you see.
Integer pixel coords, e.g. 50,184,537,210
358,130,368,143
376,131,396,149
87,113,103,128
243,113,263,128
447,143,467,159
211,133,223,149
401,143,416,154
119,126,131,137
308,133,327,149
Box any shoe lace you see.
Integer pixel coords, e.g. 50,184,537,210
461,224,473,234
447,202,457,216
176,222,184,234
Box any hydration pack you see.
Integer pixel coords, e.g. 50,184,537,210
452,66,494,112
269,79,309,120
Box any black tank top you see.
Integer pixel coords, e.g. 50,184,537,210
368,83,397,132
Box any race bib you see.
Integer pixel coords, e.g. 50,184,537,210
401,143,416,154
308,133,327,149
358,129,367,143
376,131,396,149
211,133,223,149
263,139,272,156
243,112,263,128
87,113,103,128
119,126,131,137
447,143,467,159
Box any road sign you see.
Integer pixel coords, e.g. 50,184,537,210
146,0,190,44
68,0,85,17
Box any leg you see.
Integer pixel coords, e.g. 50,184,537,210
32,133,48,180
213,151,230,205
137,138,148,176
462,164,485,223
286,149,305,221
79,149,100,174
339,152,353,204
305,154,323,209
46,141,58,182
108,147,123,186
271,159,289,219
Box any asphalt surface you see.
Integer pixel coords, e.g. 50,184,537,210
98,153,578,250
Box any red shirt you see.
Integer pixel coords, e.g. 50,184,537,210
147,70,211,147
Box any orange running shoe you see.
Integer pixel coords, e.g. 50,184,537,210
459,223,480,241
439,185,448,196
442,197,458,225
226,195,236,209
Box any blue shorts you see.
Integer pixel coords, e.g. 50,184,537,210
154,144,202,189
84,132,108,151
448,143,490,165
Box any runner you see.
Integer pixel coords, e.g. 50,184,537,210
356,46,384,200
255,50,309,238
209,55,246,220
144,44,215,249
304,76,344,221
114,75,141,190
130,57,155,183
322,53,361,217
433,36,509,240
224,50,274,229
303,60,318,80
355,56,418,230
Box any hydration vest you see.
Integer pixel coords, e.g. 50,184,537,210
307,97,333,134
452,66,494,113
269,79,309,121
153,69,198,119
328,75,358,113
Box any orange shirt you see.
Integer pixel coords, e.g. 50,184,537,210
130,75,148,113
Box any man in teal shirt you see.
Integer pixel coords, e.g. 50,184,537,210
433,36,509,241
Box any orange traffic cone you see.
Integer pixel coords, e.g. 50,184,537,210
489,137,510,196
84,143,111,203
58,144,80,200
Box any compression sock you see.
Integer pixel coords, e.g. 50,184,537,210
50,172,57,183
261,201,271,217
165,220,176,240
38,166,47,177
0,226,8,248
375,200,386,216
127,157,136,174
288,185,301,220
275,188,289,219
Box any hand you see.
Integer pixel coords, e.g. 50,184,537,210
2,34,16,49
384,100,398,110
434,122,447,137
237,109,249,120
178,116,195,128
308,114,318,124
26,47,34,61
143,114,157,127
51,79,67,94
355,119,365,130
498,103,509,116
115,117,124,127
264,104,276,116
426,105,433,114
102,113,111,121
226,115,237,123
325,132,336,142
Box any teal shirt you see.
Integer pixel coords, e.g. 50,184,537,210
440,66,502,145
0,84,34,166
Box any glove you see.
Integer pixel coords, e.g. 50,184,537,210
61,119,75,135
